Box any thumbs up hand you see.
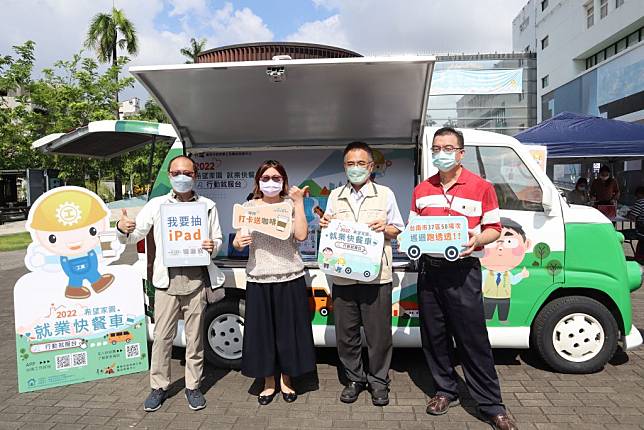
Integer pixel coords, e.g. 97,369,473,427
288,185,309,203
117,208,136,234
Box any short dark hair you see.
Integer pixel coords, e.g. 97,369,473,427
323,247,333,253
168,155,198,175
433,127,464,148
575,177,588,187
343,141,373,161
636,186,644,197
500,217,526,241
599,165,610,174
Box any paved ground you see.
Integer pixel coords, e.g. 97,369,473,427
0,249,643,430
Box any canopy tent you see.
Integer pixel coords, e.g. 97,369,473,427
515,112,644,159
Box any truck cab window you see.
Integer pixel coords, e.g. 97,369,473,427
461,146,544,211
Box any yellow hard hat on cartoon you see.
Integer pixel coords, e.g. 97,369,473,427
28,188,108,232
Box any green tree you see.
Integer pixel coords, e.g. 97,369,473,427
533,242,551,266
180,38,207,64
546,259,563,283
85,7,138,200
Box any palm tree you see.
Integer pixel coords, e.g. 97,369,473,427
85,7,138,201
181,38,207,64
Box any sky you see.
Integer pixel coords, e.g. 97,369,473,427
0,0,527,101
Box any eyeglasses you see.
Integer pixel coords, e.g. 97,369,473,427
344,161,372,168
431,146,464,154
169,170,196,178
259,175,283,182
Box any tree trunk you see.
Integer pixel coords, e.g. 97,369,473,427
112,44,123,201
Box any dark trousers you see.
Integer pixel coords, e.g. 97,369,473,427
242,276,316,379
484,298,511,321
418,257,505,416
332,282,392,390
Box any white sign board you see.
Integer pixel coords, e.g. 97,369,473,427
317,219,384,282
160,202,210,267
232,201,292,240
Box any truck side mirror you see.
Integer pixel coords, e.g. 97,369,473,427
541,186,556,215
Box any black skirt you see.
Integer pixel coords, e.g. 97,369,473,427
242,275,316,378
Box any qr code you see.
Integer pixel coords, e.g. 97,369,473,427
125,343,141,359
55,354,71,370
71,352,88,368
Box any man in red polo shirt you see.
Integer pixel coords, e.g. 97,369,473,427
411,127,518,430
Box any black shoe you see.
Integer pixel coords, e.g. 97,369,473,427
370,387,389,406
282,391,298,403
185,388,206,411
143,388,167,412
340,381,366,403
258,390,278,405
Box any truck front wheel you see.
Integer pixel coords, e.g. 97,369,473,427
532,296,618,374
203,297,245,369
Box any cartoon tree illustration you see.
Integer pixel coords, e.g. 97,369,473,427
546,259,563,283
533,242,551,266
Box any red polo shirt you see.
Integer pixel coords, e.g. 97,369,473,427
410,167,501,234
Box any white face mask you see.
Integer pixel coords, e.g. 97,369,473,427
259,180,282,197
170,175,194,193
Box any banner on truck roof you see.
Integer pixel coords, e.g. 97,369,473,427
15,186,148,393
192,148,415,259
430,69,523,95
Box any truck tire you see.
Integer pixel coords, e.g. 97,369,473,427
532,296,618,374
203,297,245,369
320,307,329,317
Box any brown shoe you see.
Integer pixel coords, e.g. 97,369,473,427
488,413,519,430
65,286,91,299
91,274,115,293
426,394,459,415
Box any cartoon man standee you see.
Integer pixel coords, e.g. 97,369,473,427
28,188,115,299
479,217,531,322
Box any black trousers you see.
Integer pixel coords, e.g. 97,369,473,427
484,298,511,322
417,257,505,416
241,276,316,379
332,282,392,390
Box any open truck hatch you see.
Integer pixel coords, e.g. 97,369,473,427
130,56,435,150
32,120,178,159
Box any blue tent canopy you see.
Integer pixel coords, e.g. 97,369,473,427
515,112,644,158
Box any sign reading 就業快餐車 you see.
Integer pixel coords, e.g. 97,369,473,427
160,202,210,267
398,216,469,261
232,201,293,240
317,219,384,282
15,186,148,393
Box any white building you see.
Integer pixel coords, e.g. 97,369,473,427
513,0,643,122
118,97,141,119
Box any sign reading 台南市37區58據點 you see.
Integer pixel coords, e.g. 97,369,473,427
398,215,469,261
15,186,148,393
318,219,384,282
160,202,210,267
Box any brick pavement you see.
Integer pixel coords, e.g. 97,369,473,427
0,251,643,430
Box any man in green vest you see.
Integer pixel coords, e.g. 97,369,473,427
320,142,404,407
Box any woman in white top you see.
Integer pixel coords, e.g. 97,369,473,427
233,160,315,405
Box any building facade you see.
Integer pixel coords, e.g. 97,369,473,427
513,0,643,123
427,53,537,136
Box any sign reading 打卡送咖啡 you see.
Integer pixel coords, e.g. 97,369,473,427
317,219,384,282
160,202,210,267
232,201,293,240
15,186,148,393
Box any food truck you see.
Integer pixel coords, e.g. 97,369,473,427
35,55,642,374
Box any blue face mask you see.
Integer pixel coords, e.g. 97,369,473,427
432,151,459,172
346,166,370,185
170,175,194,193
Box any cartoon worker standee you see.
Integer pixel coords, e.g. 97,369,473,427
321,247,334,269
27,188,115,299
479,217,531,322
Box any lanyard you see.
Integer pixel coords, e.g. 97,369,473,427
441,184,457,216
